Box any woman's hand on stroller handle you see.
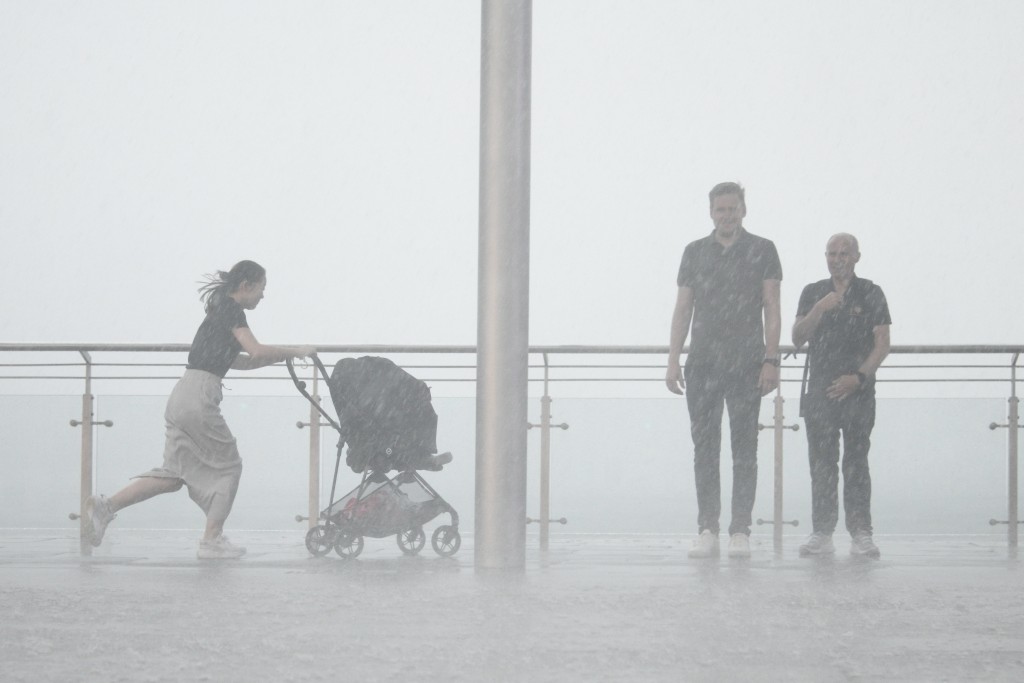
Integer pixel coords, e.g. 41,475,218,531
290,346,316,369
293,346,317,359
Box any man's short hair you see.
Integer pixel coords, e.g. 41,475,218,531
709,181,745,210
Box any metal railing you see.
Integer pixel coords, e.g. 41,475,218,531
1,343,1021,555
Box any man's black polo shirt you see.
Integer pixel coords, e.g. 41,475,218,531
796,275,891,393
677,228,782,369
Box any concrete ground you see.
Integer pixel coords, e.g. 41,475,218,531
2,529,1023,682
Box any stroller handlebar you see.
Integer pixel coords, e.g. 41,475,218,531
286,356,342,433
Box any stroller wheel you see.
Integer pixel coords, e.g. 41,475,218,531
396,526,426,555
431,525,461,557
334,532,364,559
305,524,334,557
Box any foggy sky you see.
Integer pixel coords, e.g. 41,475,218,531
2,1,1022,349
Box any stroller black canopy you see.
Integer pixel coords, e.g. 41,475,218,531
327,356,438,473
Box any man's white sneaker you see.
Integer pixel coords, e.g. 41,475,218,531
688,530,719,559
728,533,751,558
850,532,880,559
798,532,835,557
197,535,247,560
84,494,116,547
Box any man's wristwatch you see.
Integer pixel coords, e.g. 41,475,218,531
854,371,867,386
762,357,780,367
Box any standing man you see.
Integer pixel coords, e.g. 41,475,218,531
793,233,890,559
666,182,782,559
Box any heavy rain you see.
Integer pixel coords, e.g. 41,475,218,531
2,1,1024,681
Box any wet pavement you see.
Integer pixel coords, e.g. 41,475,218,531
2,529,1023,682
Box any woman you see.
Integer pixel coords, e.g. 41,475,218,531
84,260,315,559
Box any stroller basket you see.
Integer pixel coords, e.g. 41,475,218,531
325,474,445,538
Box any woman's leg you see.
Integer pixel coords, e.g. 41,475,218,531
196,472,246,558
86,476,183,547
201,471,241,542
204,518,225,541
108,476,183,513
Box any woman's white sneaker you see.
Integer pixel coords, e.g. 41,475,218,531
84,495,116,547
197,535,247,559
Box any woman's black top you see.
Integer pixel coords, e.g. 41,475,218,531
186,298,249,378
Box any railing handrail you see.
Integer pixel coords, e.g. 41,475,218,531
3,342,1024,355
3,343,1022,389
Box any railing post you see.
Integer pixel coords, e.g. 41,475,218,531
527,353,569,549
309,370,321,530
295,368,327,528
757,384,798,551
773,391,784,552
67,351,114,554
539,388,551,550
1009,355,1019,548
78,352,94,556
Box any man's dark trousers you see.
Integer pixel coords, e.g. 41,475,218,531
684,360,761,536
803,389,876,535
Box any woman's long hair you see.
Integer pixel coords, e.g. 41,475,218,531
197,260,266,313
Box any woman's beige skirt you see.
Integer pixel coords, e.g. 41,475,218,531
136,369,243,518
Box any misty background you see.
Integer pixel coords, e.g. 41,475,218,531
2,1,1022,349
1,2,1022,537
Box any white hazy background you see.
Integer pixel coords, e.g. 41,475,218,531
2,0,1023,350
2,2,1022,536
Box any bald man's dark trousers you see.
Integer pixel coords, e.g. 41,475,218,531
803,389,876,535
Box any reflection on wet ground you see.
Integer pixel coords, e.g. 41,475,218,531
2,530,1022,681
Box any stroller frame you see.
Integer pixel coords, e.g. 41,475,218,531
287,356,461,559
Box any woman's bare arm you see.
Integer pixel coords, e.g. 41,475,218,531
230,327,315,370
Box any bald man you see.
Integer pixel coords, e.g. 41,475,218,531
793,233,890,559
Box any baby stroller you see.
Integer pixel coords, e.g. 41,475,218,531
287,355,461,559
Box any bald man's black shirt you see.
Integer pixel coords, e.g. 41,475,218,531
797,276,891,394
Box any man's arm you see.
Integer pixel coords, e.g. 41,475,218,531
826,324,891,401
762,279,781,359
859,324,891,377
792,291,842,348
665,286,694,395
758,279,781,395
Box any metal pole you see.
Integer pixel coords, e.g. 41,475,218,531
1009,355,1019,548
539,355,551,551
309,369,321,530
773,390,784,554
475,0,532,570
527,352,568,545
79,351,94,556
757,386,797,544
